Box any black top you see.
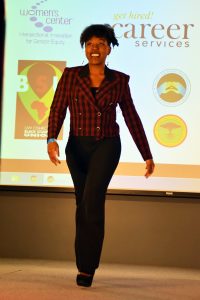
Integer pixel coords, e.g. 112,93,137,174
90,87,98,98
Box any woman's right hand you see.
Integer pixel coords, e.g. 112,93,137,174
47,142,61,166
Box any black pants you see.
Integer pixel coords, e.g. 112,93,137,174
65,136,121,274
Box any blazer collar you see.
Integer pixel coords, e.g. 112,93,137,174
76,63,120,112
79,64,115,81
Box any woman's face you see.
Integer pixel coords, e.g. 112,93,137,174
85,36,111,66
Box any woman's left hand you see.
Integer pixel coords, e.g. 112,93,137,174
145,159,155,178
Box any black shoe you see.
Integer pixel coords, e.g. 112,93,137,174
76,273,94,287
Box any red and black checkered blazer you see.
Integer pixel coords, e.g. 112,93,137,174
48,64,152,160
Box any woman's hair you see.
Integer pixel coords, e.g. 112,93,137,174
80,24,119,48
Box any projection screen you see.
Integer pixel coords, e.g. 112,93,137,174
1,0,200,195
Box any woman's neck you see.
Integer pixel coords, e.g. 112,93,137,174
89,64,105,76
89,64,105,87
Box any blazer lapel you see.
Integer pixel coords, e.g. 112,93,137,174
76,64,120,111
77,65,99,111
96,67,120,110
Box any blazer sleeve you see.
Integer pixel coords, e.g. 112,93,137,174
47,68,69,140
119,75,153,161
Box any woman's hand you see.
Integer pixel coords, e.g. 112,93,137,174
145,159,155,178
47,141,61,166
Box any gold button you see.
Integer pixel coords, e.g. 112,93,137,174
96,127,100,130
79,113,82,115
97,112,101,116
78,127,82,130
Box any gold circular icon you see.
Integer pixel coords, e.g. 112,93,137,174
47,176,55,183
153,70,190,106
30,175,38,182
11,175,20,182
154,115,187,147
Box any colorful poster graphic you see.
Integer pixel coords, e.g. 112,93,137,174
15,60,66,139
153,70,190,106
154,115,187,147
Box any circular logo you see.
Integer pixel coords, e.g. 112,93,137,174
11,175,20,183
30,175,38,182
153,70,190,106
154,115,187,147
47,176,55,183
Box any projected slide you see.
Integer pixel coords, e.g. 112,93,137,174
1,0,200,193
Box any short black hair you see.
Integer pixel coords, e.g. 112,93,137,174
80,24,119,48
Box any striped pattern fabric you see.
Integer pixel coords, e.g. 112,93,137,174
47,64,152,160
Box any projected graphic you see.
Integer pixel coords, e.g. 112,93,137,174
20,0,72,32
154,115,187,147
15,60,65,139
153,70,190,106
1,0,200,193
